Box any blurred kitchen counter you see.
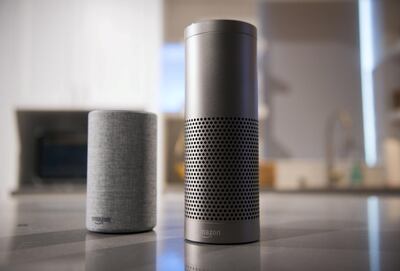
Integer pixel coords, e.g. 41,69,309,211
11,184,400,196
0,192,399,270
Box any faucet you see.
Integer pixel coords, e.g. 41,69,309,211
325,110,356,188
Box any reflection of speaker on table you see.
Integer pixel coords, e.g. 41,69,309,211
185,241,261,271
85,232,157,271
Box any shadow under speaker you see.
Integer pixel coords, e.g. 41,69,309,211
184,20,260,244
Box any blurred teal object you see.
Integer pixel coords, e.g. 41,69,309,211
351,161,363,186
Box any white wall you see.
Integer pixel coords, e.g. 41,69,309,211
164,0,257,42
0,0,162,198
259,1,364,159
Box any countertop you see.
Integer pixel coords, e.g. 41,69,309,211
0,192,399,271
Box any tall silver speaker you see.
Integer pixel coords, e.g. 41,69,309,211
184,20,259,244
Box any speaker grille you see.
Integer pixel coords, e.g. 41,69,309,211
184,117,259,221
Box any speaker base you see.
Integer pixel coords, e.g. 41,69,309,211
185,218,259,244
86,226,155,234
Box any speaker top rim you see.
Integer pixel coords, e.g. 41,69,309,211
185,19,257,40
89,110,157,119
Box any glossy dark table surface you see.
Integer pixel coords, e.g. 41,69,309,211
0,192,399,271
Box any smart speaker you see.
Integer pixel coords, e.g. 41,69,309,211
184,20,259,244
86,110,157,233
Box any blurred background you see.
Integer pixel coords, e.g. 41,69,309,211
0,0,399,198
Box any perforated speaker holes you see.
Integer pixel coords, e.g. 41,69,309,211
184,117,259,221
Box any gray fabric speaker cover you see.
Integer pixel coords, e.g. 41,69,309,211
86,110,157,233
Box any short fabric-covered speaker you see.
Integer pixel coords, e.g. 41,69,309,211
86,110,157,233
184,20,260,244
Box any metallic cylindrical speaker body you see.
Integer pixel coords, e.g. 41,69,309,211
86,110,157,233
184,20,259,244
